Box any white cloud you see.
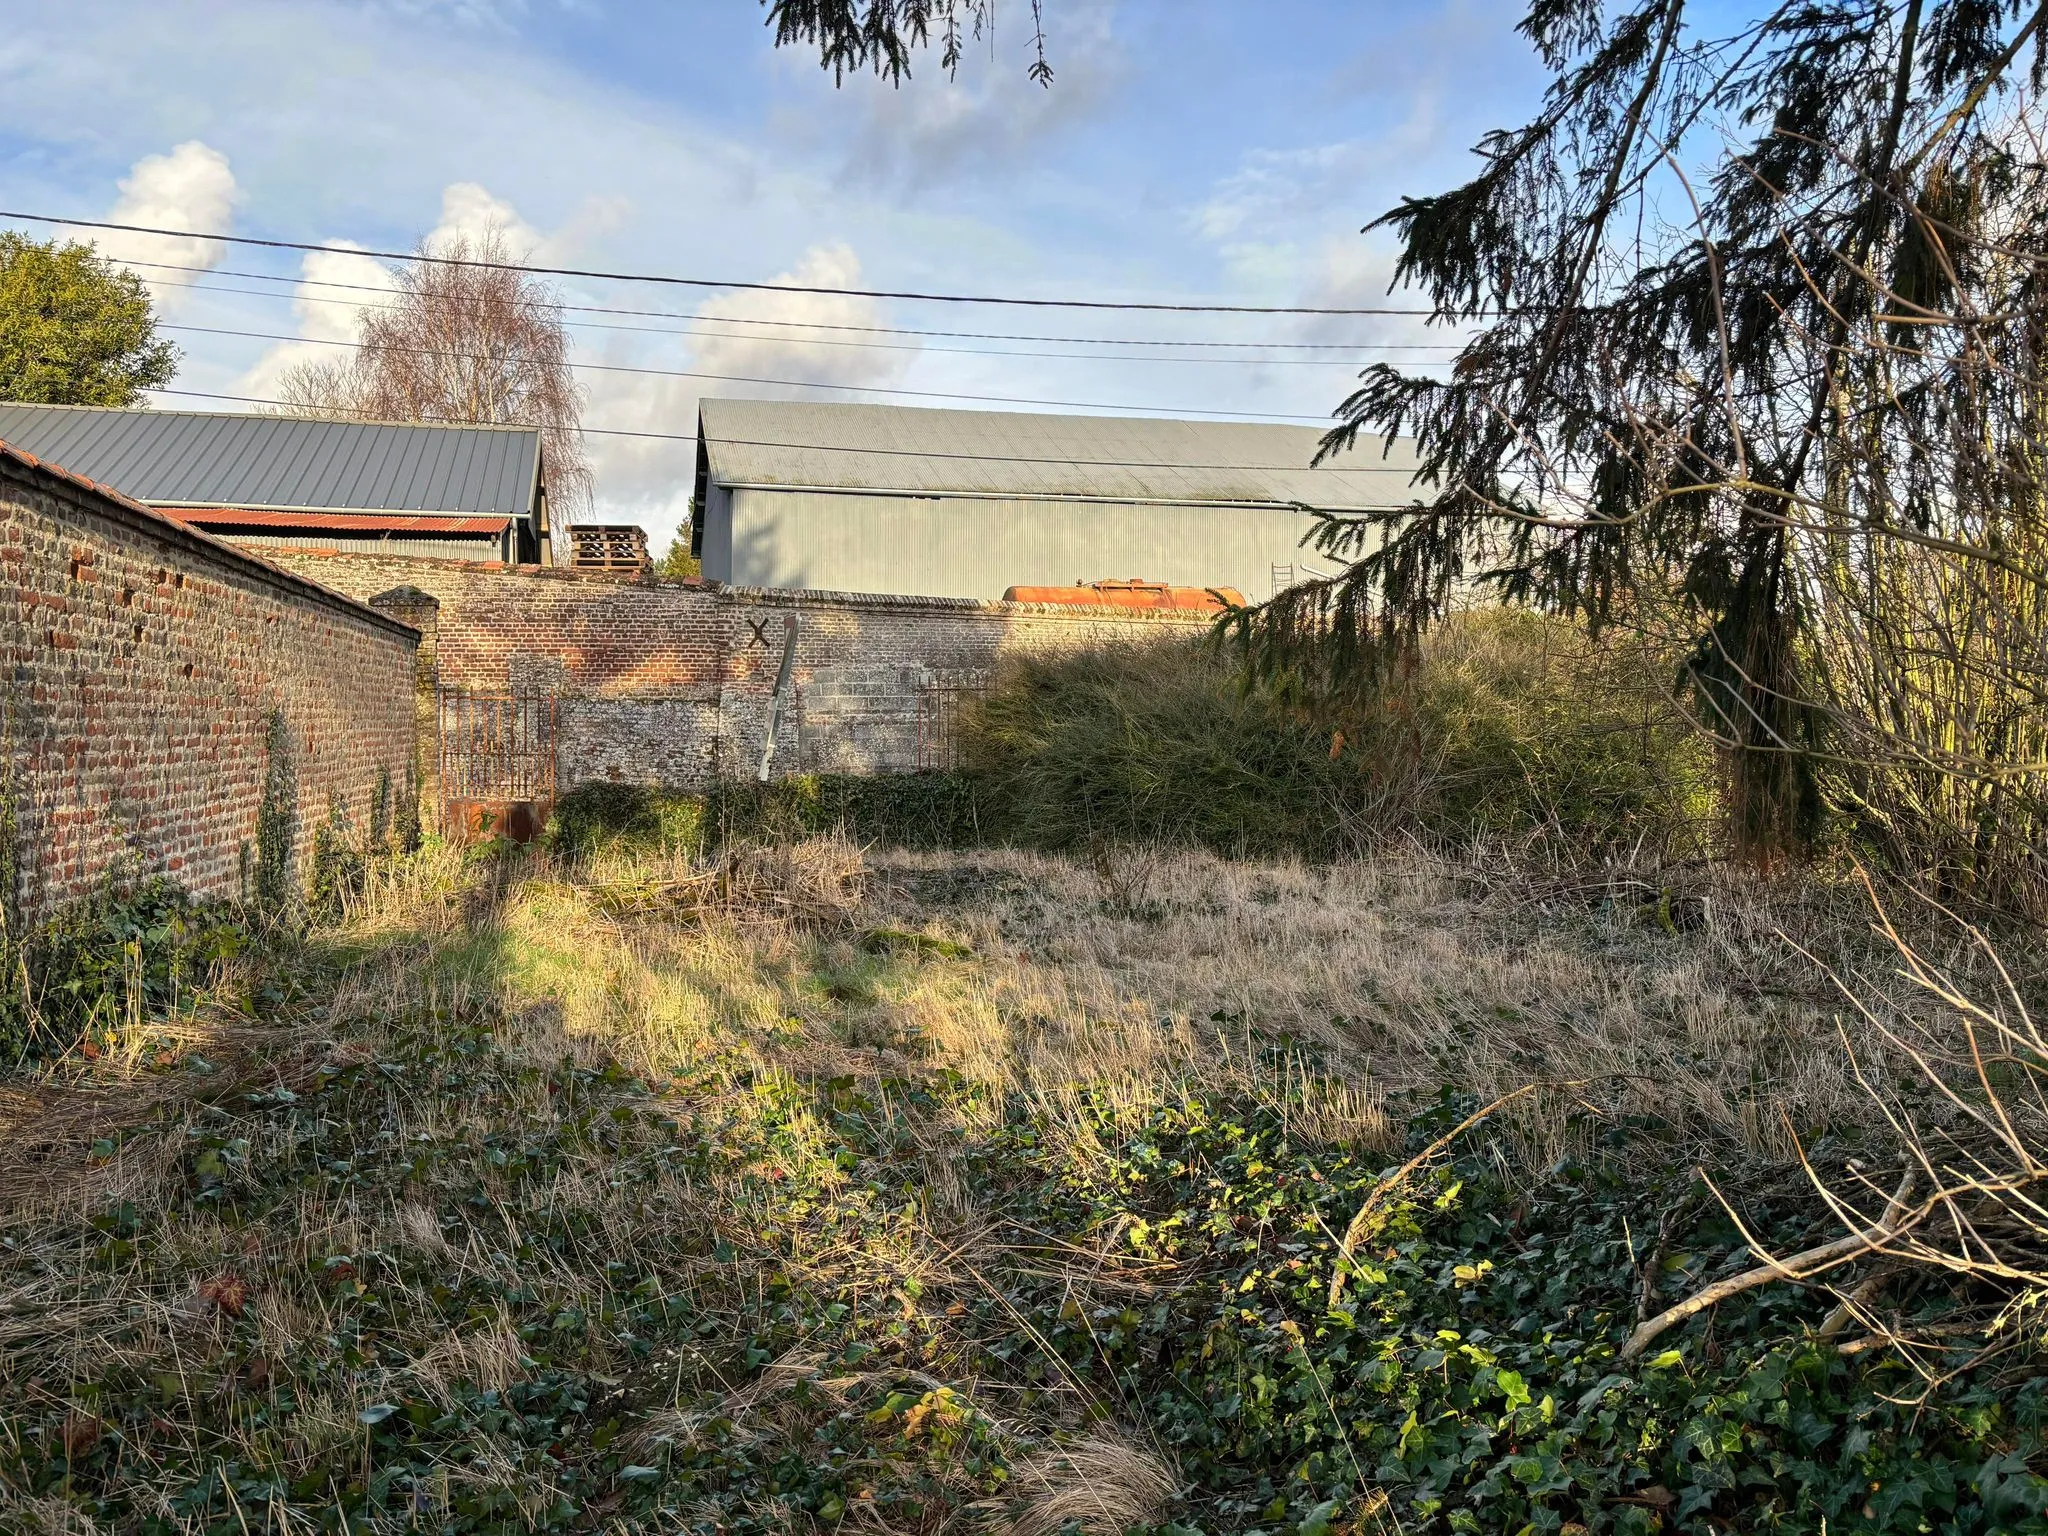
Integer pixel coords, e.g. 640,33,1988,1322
691,242,913,390
579,241,916,552
93,140,239,312
777,1,1124,191
235,241,398,400
426,180,550,256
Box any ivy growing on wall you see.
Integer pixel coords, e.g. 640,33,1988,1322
0,694,19,958
253,707,299,914
369,767,392,854
397,751,423,854
309,796,369,923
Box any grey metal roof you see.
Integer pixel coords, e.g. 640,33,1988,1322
698,399,1421,509
0,404,542,516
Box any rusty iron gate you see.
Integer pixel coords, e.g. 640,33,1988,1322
915,682,983,772
438,691,558,803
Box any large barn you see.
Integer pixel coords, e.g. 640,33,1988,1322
0,404,552,565
691,399,1422,602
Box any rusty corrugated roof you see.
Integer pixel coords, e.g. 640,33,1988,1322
179,508,513,535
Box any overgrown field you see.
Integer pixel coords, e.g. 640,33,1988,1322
2,838,2043,1534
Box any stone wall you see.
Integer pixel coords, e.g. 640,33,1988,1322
262,552,1212,799
1,446,419,924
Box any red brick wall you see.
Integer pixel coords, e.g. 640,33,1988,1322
2,453,419,923
264,552,1210,792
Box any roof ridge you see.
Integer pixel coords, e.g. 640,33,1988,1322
0,403,542,517
0,401,540,435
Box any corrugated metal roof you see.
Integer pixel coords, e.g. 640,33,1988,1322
180,508,513,535
215,532,506,562
698,399,1421,509
0,404,541,516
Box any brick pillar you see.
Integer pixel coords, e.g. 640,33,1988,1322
369,586,441,839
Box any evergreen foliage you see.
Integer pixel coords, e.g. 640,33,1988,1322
763,0,1052,83
1228,1,2048,873
654,530,701,581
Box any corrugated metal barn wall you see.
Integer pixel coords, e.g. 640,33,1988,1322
217,532,507,563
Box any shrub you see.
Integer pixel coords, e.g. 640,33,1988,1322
957,613,1719,860
0,878,246,1065
547,612,1717,866
959,639,1364,859
1410,608,1720,855
547,781,713,858
546,774,981,859
309,799,369,923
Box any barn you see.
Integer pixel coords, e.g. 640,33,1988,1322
0,403,552,565
691,399,1422,603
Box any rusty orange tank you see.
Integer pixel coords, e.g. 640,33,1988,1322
1001,579,1246,612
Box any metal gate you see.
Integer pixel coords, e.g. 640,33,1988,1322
438,692,558,801
915,682,983,771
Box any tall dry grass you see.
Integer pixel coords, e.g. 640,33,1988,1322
959,610,1717,864
4,831,2036,1531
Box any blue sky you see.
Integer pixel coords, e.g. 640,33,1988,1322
0,1,1550,541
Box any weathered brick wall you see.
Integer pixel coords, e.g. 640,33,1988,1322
264,551,1210,793
1,450,418,924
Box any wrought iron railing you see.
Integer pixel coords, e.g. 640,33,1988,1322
437,692,558,800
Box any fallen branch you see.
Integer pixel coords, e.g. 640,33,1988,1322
1636,1203,1689,1325
1817,1266,1896,1340
1328,1085,1539,1309
1621,1167,1917,1361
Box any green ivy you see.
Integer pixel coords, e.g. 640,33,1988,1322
253,708,299,913
308,798,367,924
979,1087,2048,1535
0,878,246,1064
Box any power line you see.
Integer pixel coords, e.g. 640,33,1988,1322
157,374,1332,423
148,389,1418,475
2,207,1452,316
160,316,1445,370
119,256,1465,350
161,325,1352,419
145,276,1462,359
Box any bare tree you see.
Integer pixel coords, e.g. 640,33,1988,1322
277,229,592,518
1624,875,2047,1379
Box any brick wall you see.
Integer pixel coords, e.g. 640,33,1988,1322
1,448,419,924
263,551,1211,797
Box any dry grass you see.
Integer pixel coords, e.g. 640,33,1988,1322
1,832,2021,1532
857,842,1904,1166
983,1431,1178,1536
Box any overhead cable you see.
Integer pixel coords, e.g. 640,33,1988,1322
161,317,1449,368
1,207,1455,316
118,257,1460,350
150,387,1422,471
145,279,1460,358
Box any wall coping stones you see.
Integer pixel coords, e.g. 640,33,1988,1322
0,439,422,643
